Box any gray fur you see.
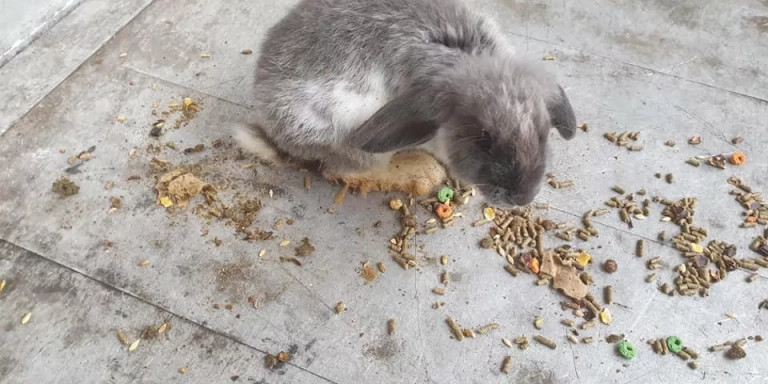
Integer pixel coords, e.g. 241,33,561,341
244,0,577,206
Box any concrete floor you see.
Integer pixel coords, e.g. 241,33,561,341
1,0,767,383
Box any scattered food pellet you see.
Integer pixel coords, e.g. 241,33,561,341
0,279,6,293
435,203,453,219
446,317,464,341
387,319,396,336
178,367,188,375
501,356,513,374
241,49,253,55
128,339,141,352
335,302,347,314
533,335,557,350
618,341,637,359
438,187,454,203
276,351,291,362
476,323,499,334
730,151,746,165
279,240,291,247
689,136,702,145
606,334,624,343
389,198,403,210
52,177,79,197
599,308,612,325
667,336,683,353
732,137,743,144
533,317,544,330
138,260,150,267
360,263,378,284
726,344,746,359
295,238,315,257
603,259,618,273
20,312,31,325
502,338,513,348
542,54,556,61
482,207,496,221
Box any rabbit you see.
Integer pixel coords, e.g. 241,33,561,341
236,0,577,207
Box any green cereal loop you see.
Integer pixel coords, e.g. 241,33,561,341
667,336,683,353
618,341,637,359
437,187,454,203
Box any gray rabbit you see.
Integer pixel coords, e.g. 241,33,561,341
237,0,577,207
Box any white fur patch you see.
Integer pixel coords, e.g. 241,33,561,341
285,71,390,147
234,124,279,162
328,70,390,138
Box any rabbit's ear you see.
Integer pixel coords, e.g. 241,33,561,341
548,86,577,140
347,93,440,153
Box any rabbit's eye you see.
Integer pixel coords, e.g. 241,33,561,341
478,130,493,153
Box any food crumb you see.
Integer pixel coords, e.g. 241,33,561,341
178,367,188,374
52,177,79,197
295,238,315,257
360,263,378,284
335,302,347,314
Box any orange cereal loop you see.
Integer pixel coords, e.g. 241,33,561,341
435,203,453,219
529,258,541,274
730,151,746,165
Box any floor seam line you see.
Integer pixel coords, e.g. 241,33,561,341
0,238,339,384
509,32,768,104
121,65,256,111
1,0,160,137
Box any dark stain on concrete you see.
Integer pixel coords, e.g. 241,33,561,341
746,15,768,33
641,0,701,28
363,338,401,360
500,0,549,21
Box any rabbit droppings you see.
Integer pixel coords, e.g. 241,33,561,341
236,0,576,207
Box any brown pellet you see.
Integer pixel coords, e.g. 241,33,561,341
581,319,597,330
682,347,699,359
688,361,698,370
582,337,595,344
504,264,519,277
604,285,613,305
441,271,450,285
677,350,691,360
606,334,624,343
387,319,396,336
477,323,500,334
533,335,557,350
446,317,464,341
568,335,579,344
116,330,131,346
501,356,513,374
636,240,645,257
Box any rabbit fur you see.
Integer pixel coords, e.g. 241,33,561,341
237,0,577,207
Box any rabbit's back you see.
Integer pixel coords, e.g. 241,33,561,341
253,0,506,157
